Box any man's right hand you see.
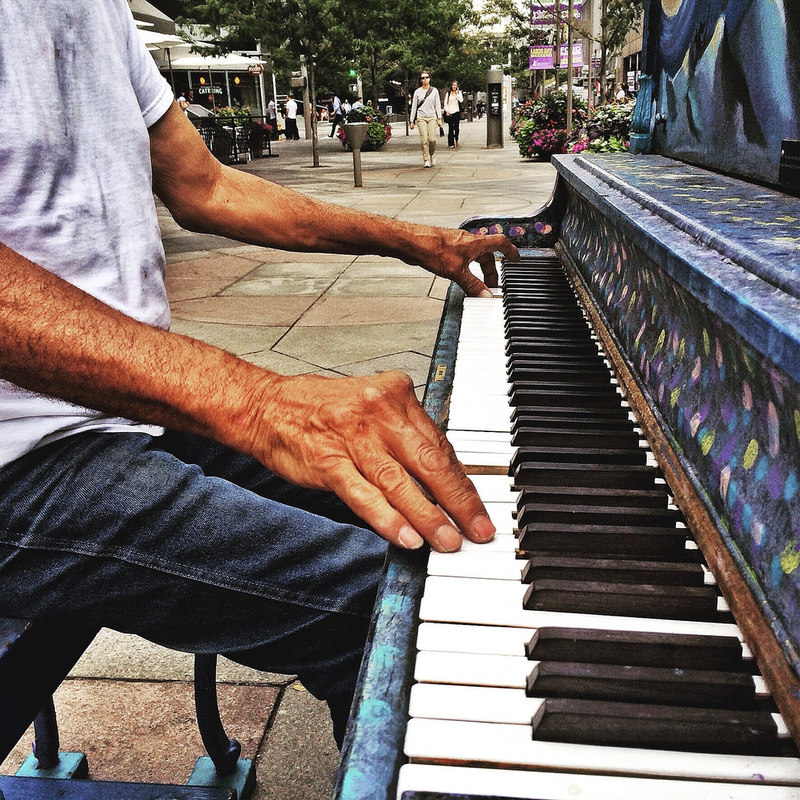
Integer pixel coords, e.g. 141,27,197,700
241,369,496,553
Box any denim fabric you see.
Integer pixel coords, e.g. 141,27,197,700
0,430,388,743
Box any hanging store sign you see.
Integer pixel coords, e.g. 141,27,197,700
529,42,584,70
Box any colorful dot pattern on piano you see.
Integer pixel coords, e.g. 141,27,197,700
560,191,800,669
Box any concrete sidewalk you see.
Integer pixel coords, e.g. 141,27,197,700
1,118,556,799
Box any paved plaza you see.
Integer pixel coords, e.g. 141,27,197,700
1,116,556,799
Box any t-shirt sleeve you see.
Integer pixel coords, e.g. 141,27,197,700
116,0,175,127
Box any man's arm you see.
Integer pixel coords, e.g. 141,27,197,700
0,241,494,553
149,103,516,296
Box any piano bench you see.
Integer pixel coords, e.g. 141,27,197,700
0,617,255,799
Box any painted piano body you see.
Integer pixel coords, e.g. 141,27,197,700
334,2,800,797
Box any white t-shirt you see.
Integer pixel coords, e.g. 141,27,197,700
0,0,174,468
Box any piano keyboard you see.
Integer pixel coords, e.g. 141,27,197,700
397,253,800,799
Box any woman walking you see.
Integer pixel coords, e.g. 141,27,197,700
443,80,464,149
409,71,443,167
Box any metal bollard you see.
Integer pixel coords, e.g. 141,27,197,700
342,122,369,187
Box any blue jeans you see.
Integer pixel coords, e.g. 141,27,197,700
0,430,388,744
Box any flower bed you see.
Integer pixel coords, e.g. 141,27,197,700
510,93,637,159
509,92,588,160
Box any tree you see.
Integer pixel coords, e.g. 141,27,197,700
181,0,354,166
597,0,643,102
346,0,474,109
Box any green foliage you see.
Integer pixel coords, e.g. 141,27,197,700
214,105,251,122
568,100,635,153
602,0,644,56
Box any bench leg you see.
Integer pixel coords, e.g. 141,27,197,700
15,698,88,780
188,654,255,800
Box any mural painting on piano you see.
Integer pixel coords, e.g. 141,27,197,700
560,189,800,672
650,0,800,186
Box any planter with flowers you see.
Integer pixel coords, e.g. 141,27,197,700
337,106,392,151
509,91,588,160
568,100,634,153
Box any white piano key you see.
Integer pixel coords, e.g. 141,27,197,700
409,682,540,724
416,621,527,656
448,410,512,433
397,763,800,800
467,474,516,502
456,534,517,553
456,451,512,471
414,620,747,665
427,549,523,580
471,501,515,532
420,576,742,639
403,718,800,785
446,432,515,454
414,649,529,688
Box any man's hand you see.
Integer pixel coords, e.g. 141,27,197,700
245,369,496,552
428,228,519,298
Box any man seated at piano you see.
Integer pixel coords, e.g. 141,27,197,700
0,1,519,750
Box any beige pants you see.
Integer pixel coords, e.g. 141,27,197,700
416,116,438,162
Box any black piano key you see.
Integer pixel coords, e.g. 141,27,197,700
511,427,642,449
510,447,647,469
506,340,599,357
520,556,704,587
512,414,635,433
508,354,605,368
531,698,784,755
510,389,623,409
512,405,631,421
517,486,667,509
516,503,682,529
513,462,661,490
517,523,688,560
524,627,749,671
522,579,720,621
505,323,590,335
401,794,537,800
526,661,759,709
508,368,613,385
504,310,584,320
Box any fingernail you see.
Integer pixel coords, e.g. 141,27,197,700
479,288,493,298
398,525,424,550
472,513,496,542
434,523,462,552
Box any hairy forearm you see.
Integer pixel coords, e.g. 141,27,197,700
0,243,274,455
148,105,503,291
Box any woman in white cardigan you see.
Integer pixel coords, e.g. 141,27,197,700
409,71,443,167
442,80,464,149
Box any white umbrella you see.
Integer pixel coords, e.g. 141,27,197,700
169,52,266,71
137,29,186,49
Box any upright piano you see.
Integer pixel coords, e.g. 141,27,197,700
335,2,800,798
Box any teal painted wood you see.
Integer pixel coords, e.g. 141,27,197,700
333,283,465,800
